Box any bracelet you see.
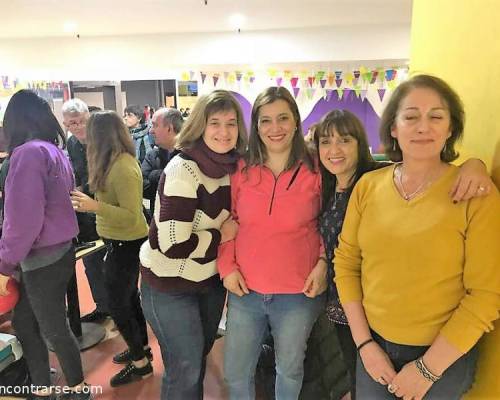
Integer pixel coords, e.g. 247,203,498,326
356,338,374,352
415,357,442,383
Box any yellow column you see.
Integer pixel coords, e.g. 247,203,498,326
410,0,500,397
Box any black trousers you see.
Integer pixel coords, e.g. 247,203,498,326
103,237,148,361
12,247,84,388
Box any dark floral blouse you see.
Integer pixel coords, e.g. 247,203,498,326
319,190,350,325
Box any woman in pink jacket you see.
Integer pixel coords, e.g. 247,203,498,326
217,87,327,400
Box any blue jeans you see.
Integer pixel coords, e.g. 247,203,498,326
141,280,226,400
82,248,109,313
356,331,478,399
224,291,325,400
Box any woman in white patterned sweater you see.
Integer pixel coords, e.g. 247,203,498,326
139,90,247,400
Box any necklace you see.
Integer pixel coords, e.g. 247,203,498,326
395,164,432,201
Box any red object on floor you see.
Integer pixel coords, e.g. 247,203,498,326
0,278,19,314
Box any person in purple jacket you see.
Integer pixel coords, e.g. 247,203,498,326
0,90,92,400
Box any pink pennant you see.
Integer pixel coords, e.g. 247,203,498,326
290,77,299,88
319,79,327,88
200,72,207,84
276,77,283,87
377,89,386,102
293,87,301,98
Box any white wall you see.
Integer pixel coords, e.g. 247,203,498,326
0,24,410,80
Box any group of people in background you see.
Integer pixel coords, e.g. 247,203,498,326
0,73,498,400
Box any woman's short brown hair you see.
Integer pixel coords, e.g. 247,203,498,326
175,90,247,154
379,74,464,162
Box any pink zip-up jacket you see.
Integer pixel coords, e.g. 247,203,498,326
217,159,323,294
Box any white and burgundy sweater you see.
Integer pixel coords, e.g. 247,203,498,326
140,146,234,292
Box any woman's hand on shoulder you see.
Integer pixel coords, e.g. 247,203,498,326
223,270,249,297
302,257,327,298
220,216,239,243
451,159,493,202
71,190,99,213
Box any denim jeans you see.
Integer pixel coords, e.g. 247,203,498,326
103,237,148,361
141,279,226,400
356,331,478,400
82,248,109,313
224,291,325,400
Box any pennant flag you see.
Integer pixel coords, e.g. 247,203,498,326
306,87,316,100
362,72,372,83
325,89,334,102
343,88,352,100
181,71,190,81
267,68,278,78
359,66,368,75
344,72,354,86
249,76,256,84
377,89,386,101
387,80,398,90
293,87,301,98
335,79,342,88
276,77,283,87
360,90,368,101
227,73,236,85
385,69,396,81
354,87,362,98
319,79,327,88
2,76,9,89
335,70,342,80
290,77,299,88
315,70,326,81
370,70,379,84
223,71,230,81
307,76,315,87
336,88,344,100
200,72,207,84
213,74,219,87
235,71,243,82
327,74,335,87
189,71,195,80
353,70,360,79
284,70,292,80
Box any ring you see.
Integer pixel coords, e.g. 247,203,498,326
388,384,397,393
378,377,386,385
478,186,485,191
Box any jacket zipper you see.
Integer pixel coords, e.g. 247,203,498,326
268,164,302,215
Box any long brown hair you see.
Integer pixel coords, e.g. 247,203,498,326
176,90,247,154
246,87,314,171
86,111,135,192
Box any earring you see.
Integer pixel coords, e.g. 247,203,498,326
392,139,397,151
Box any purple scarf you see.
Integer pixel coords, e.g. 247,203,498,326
182,139,239,179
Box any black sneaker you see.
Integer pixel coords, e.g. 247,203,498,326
80,309,110,323
57,385,94,400
110,362,153,387
113,347,153,364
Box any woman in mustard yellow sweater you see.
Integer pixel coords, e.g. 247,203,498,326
334,75,500,399
71,111,152,388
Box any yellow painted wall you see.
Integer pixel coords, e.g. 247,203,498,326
410,0,500,397
411,0,500,187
